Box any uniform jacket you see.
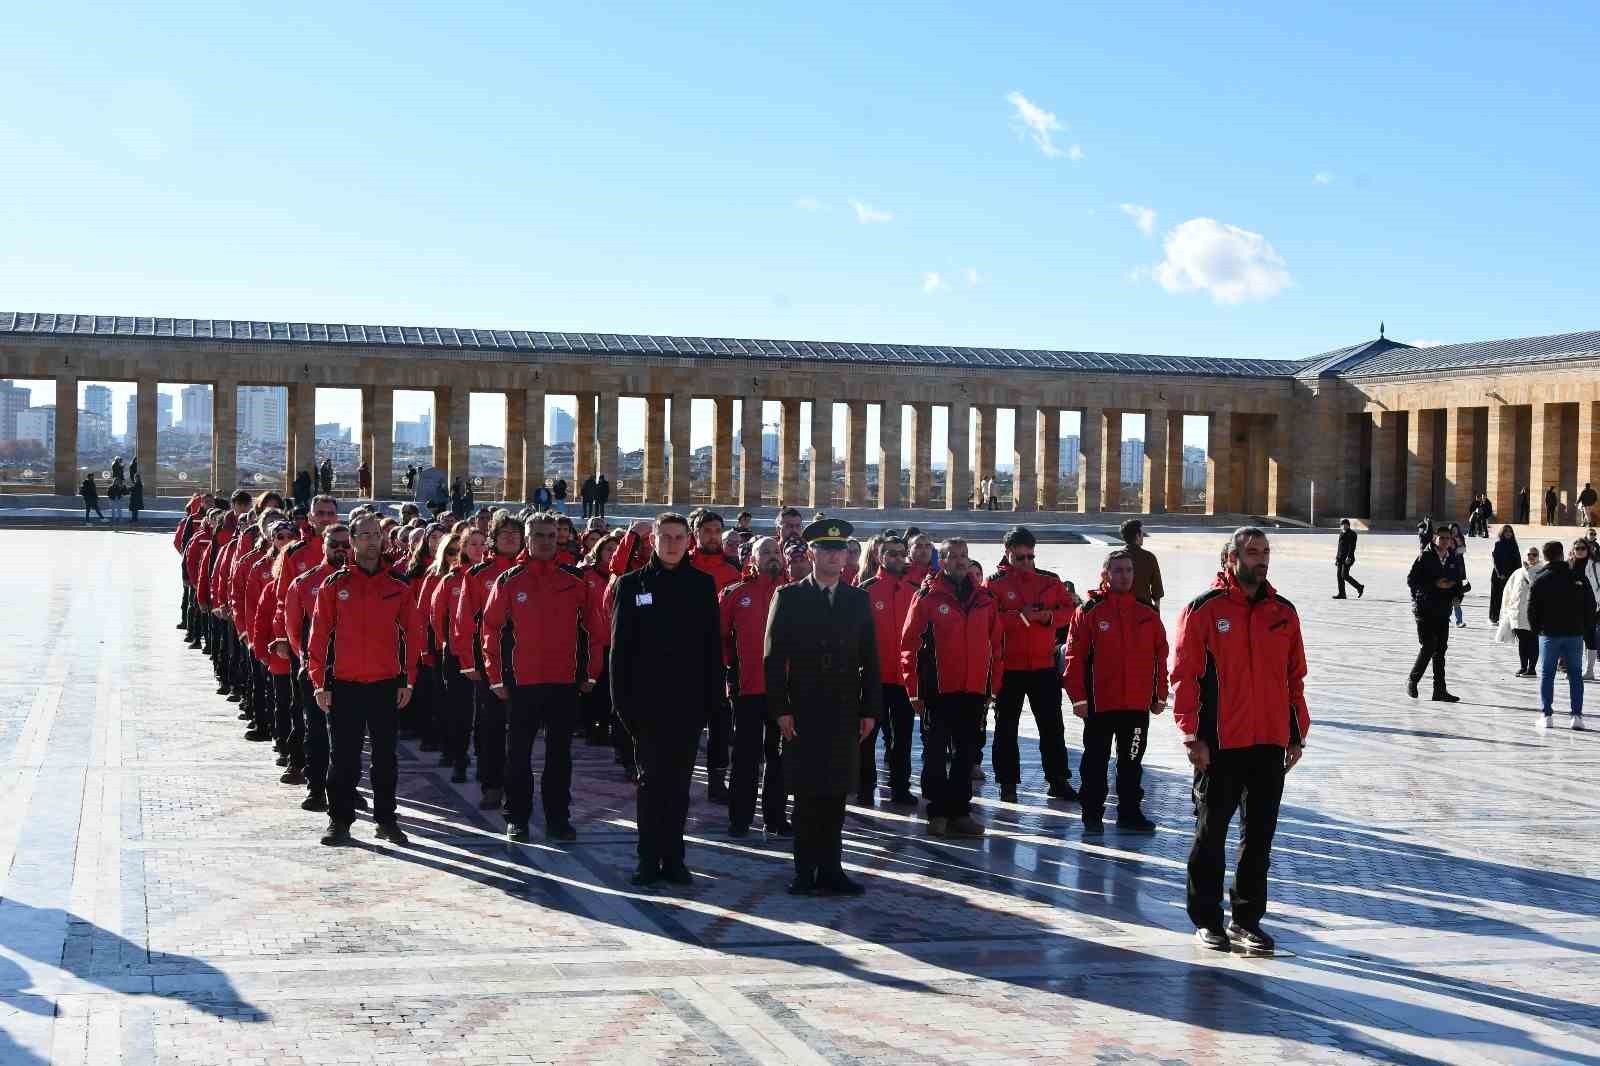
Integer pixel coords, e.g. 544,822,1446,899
861,570,917,688
414,571,444,664
576,563,612,654
450,554,517,668
248,556,292,676
719,571,784,697
282,561,336,662
1170,572,1310,751
228,539,266,623
480,558,604,688
609,556,722,735
899,571,1003,700
1528,560,1598,638
763,576,883,797
986,563,1073,672
183,533,213,588
607,529,653,577
272,532,324,637
430,565,471,665
1061,589,1169,714
198,521,236,610
306,564,424,689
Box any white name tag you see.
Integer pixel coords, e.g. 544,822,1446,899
636,593,653,606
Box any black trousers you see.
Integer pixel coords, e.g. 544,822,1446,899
299,670,329,796
1335,560,1364,597
440,658,473,767
1187,744,1286,929
504,683,578,824
1489,571,1508,623
582,665,612,740
635,727,700,869
180,566,192,627
473,676,507,789
272,672,300,765
252,660,272,732
1409,612,1451,692
705,698,732,779
793,795,847,880
730,695,785,828
1078,710,1150,819
1516,629,1538,673
328,679,400,827
923,694,984,818
874,684,916,794
992,668,1070,787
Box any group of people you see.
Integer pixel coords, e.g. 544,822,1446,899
172,493,1308,956
80,456,144,522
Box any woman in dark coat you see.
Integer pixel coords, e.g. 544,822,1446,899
80,476,104,522
129,474,145,523
1489,525,1521,625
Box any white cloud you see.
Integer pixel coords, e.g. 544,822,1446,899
963,267,980,287
1005,91,1071,159
1409,338,1445,348
922,272,948,293
849,199,894,224
1119,203,1157,236
1151,218,1293,305
794,196,824,211
1313,171,1335,185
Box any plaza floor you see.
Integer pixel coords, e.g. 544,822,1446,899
1,528,1597,1065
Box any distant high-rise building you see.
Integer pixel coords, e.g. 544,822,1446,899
316,422,351,443
547,407,575,445
1061,434,1081,476
78,410,112,452
0,380,31,442
180,385,212,436
84,384,112,429
237,386,286,443
17,405,55,446
762,430,778,462
1120,438,1146,484
125,392,175,446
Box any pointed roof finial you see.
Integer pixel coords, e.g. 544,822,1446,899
1380,321,1386,338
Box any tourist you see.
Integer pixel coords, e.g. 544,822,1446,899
985,527,1075,804
319,457,334,495
293,467,313,510
280,524,353,811
1518,486,1531,523
1574,537,1600,680
110,456,124,484
80,474,104,522
1581,482,1599,526
860,534,919,805
1528,540,1596,730
1496,546,1543,677
1446,524,1469,627
1119,519,1164,610
1489,525,1521,625
405,464,417,493
1172,527,1308,955
532,480,553,510
107,473,127,521
1406,527,1462,702
1416,515,1434,550
129,473,144,523
451,510,523,811
609,512,724,887
718,536,790,836
1333,518,1364,598
580,473,596,517
1063,548,1169,834
594,472,610,518
552,475,568,514
358,460,371,498
1545,485,1560,526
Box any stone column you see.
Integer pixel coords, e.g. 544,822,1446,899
739,396,763,508
287,382,315,489
778,399,801,506
711,396,734,504
504,390,526,502
808,397,833,509
1530,401,1564,522
1164,411,1185,511
446,387,470,490
518,389,544,503
908,402,932,507
1037,408,1060,510
643,395,666,502
135,377,158,496
367,385,393,499
1578,400,1600,516
1013,406,1037,511
432,388,451,473
53,375,77,494
596,392,619,489
1078,406,1102,514
844,401,867,507
1443,406,1475,522
1369,409,1402,522
946,399,971,511
576,392,597,484
669,392,692,506
1143,406,1168,514
974,405,997,495
1486,404,1517,524
212,380,237,493
879,401,902,509
1100,409,1123,512
1266,413,1292,518
1206,408,1233,516
1406,410,1437,522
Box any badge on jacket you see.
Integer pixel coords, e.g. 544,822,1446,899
636,593,653,606
1216,618,1231,633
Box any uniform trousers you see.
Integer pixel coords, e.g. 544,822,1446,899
1187,744,1286,929
793,795,847,880
504,683,578,825
1078,709,1149,820
298,668,329,797
992,668,1070,787
327,679,400,827
271,671,301,766
582,663,612,741
872,683,916,795
923,693,985,819
730,695,785,828
473,675,506,789
705,698,732,781
634,727,700,869
440,657,473,768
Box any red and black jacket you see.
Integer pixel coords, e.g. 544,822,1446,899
1061,589,1168,714
898,571,1003,700
306,564,424,690
282,560,336,664
986,564,1074,672
450,554,517,669
861,570,917,690
480,558,603,688
718,571,785,698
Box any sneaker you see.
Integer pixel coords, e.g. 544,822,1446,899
999,785,1019,804
478,787,503,811
1537,714,1553,731
1047,779,1078,801
1572,714,1586,732
300,793,327,812
506,822,530,843
374,821,409,846
927,816,950,837
1117,813,1158,833
1194,925,1231,952
1082,815,1104,835
547,821,579,843
948,815,987,838
1226,921,1276,955
320,822,352,847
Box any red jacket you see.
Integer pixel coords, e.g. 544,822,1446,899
986,564,1073,672
282,561,336,660
861,570,917,689
690,548,742,595
450,554,518,668
248,556,291,675
184,534,213,590
1061,590,1168,714
272,532,324,633
576,563,612,652
480,558,603,688
228,541,266,623
899,572,1003,700
197,524,235,609
414,571,444,665
431,566,469,665
1170,573,1310,751
718,572,784,697
607,529,653,577
306,564,424,689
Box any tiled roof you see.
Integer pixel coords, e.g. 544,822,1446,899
1292,337,1414,379
1328,330,1600,378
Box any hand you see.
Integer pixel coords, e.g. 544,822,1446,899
491,683,508,701
859,717,876,741
461,668,480,681
1285,744,1303,772
1435,578,1456,589
777,714,797,740
579,679,596,694
270,639,291,661
396,686,413,709
1186,740,1210,772
1071,700,1088,720
1028,609,1053,626
315,689,332,713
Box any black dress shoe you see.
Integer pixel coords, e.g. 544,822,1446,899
506,823,530,843
353,793,369,812
1047,779,1077,801
1082,815,1105,835
855,791,877,808
728,823,750,838
661,862,693,885
243,728,273,742
1431,691,1461,703
226,692,242,703
1195,925,1232,952
787,874,817,896
630,865,663,887
1406,678,1420,699
1227,920,1276,954
623,766,640,783
818,872,865,896
999,785,1019,803
477,787,502,810
279,768,305,785
215,684,231,696
1356,586,1364,598
320,822,352,847
707,779,730,804
374,821,409,846
275,753,289,767
547,821,579,843
301,793,327,812
767,820,793,838
1117,813,1158,833
237,710,251,721
437,751,453,766
889,790,917,806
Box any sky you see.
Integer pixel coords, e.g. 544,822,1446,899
4,3,1596,463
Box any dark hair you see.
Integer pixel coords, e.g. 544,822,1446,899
489,509,523,543
1228,526,1269,556
229,489,252,505
310,494,337,511
778,506,801,521
1543,540,1565,563
1003,527,1036,550
655,511,690,532
1103,548,1134,570
323,523,351,541
1119,519,1143,542
291,505,309,519
693,510,724,531
737,511,752,522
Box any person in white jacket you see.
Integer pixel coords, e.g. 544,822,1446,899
1571,538,1600,679
1496,547,1544,677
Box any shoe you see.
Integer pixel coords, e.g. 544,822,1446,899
1430,691,1461,703
1082,815,1104,835
226,692,241,703
547,821,579,843
279,768,305,785
661,863,693,886
767,820,793,838
236,710,251,721
1331,595,1347,599
450,765,468,784
506,823,530,843
374,821,409,846
855,791,877,808
928,816,949,837
787,874,816,896
1572,714,1586,732
999,785,1018,803
320,822,352,847
948,815,987,838
243,728,273,742
1194,925,1232,952
301,793,327,812
890,790,917,806
353,793,369,812
1047,779,1077,801
1537,714,1553,731
707,778,730,804
1117,813,1158,833
1226,921,1276,955
728,823,750,838
630,865,662,887
215,684,230,696
818,872,865,896
275,753,289,767
1356,586,1364,598
970,764,986,782
1455,621,1466,628
1405,678,1419,699
478,787,503,811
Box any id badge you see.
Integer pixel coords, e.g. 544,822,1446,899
636,592,653,606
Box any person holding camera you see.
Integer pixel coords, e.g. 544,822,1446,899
1406,526,1462,702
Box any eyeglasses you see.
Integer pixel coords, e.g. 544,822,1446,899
1011,553,1036,561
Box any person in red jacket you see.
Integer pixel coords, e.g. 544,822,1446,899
1171,527,1309,955
689,509,742,802
718,536,790,836
859,534,918,805
182,510,220,649
430,527,487,783
278,524,353,812
249,522,300,772
1062,549,1169,834
229,515,274,735
899,538,1003,838
575,533,625,758
451,510,523,811
306,513,424,847
173,495,208,633
986,527,1077,805
482,513,604,843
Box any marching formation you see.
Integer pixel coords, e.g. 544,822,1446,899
174,494,1308,954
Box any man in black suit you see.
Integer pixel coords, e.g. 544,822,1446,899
764,518,882,896
1334,518,1364,599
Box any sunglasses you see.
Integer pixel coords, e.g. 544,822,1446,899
1012,552,1036,561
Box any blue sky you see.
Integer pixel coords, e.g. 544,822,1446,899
5,3,1596,461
